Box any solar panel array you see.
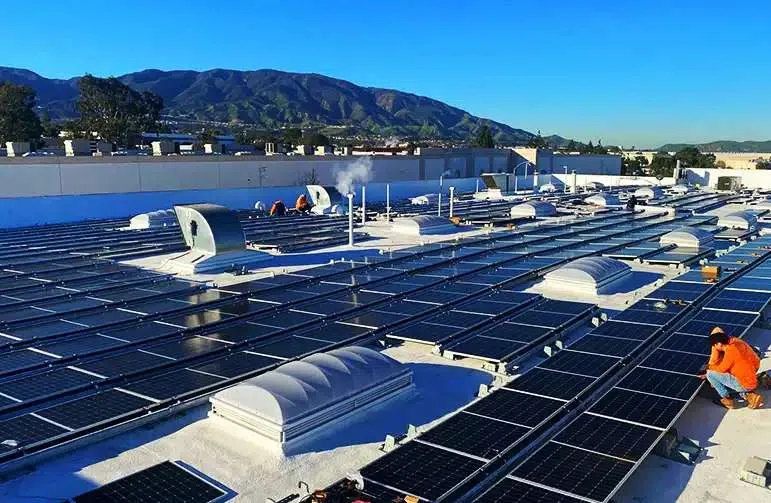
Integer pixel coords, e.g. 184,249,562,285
0,209,716,471
345,236,771,502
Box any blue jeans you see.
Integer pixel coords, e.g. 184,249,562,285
706,370,747,398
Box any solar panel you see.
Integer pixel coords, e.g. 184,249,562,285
455,299,518,316
589,321,659,341
38,389,152,429
677,319,741,337
338,310,408,329
612,309,675,326
475,477,587,503
626,299,686,315
0,414,69,451
538,351,619,378
255,310,324,329
494,323,553,343
507,310,576,328
423,310,492,329
359,440,485,501
193,351,280,378
147,337,228,360
446,336,526,362
124,369,224,400
617,367,702,400
554,413,662,462
567,335,642,358
727,277,771,292
465,390,564,426
589,388,684,429
72,460,226,503
511,442,633,502
534,299,594,315
418,411,530,459
504,368,596,401
0,368,94,401
660,333,711,356
372,299,436,316
693,309,758,327
250,335,330,359
387,322,466,344
640,349,707,375
0,349,56,374
705,295,770,313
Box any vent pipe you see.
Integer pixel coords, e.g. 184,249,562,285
347,193,354,246
361,186,366,225
449,187,455,217
386,184,391,221
571,170,577,193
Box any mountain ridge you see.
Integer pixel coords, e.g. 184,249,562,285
657,140,771,153
0,66,546,144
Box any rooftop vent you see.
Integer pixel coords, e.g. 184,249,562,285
718,211,758,230
584,193,620,207
660,227,714,249
209,346,413,453
634,186,664,200
307,185,344,215
128,209,178,229
391,215,457,236
541,256,632,295
671,184,692,194
410,194,438,205
539,183,558,193
510,201,557,218
169,203,269,273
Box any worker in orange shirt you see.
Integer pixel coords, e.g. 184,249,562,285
295,194,311,213
269,200,286,217
700,327,764,409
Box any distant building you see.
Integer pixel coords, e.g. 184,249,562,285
140,132,236,146
512,147,621,176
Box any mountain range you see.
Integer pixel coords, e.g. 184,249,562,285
0,66,547,144
658,140,771,152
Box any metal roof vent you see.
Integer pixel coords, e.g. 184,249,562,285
542,256,631,295
718,211,758,230
510,201,557,218
671,184,692,194
168,203,269,273
659,227,714,249
209,346,413,453
634,186,664,199
585,193,620,207
307,185,344,215
539,183,558,193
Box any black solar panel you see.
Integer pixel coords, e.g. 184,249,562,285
40,334,125,357
193,351,280,378
78,350,171,377
38,389,152,429
567,335,642,358
373,299,436,316
203,323,282,343
476,478,585,503
534,299,593,315
297,323,372,343
124,369,224,400
486,291,539,306
0,368,94,401
508,310,575,328
0,349,54,373
705,297,769,314
677,319,741,337
419,412,530,459
694,309,758,327
590,321,659,340
589,388,683,429
504,368,596,401
555,413,661,462
72,460,226,503
727,277,771,292
641,349,707,375
251,335,330,359
387,322,466,344
255,310,323,329
338,310,407,329
424,310,492,329
493,323,552,343
99,322,182,342
660,333,711,355
0,414,69,451
447,336,526,362
538,351,619,378
617,367,702,400
466,390,564,426
612,309,674,326
360,440,485,501
511,442,633,502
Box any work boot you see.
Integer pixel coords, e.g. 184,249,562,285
720,397,736,409
746,391,765,409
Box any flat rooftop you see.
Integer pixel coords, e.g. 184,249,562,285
0,193,768,502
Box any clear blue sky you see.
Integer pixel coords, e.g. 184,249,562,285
2,0,769,148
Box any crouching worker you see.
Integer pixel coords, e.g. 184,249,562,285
700,327,764,409
295,194,311,213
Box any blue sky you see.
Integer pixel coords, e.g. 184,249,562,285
2,0,769,148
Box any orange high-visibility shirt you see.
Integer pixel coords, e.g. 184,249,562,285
708,337,761,390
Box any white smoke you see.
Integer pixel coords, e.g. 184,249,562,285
335,156,373,195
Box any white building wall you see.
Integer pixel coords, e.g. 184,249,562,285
686,168,771,189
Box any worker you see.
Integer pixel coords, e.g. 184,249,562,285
626,195,638,211
269,199,286,217
295,194,311,213
700,326,764,409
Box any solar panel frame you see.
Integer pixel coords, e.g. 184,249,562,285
465,390,565,427
538,350,620,378
504,368,597,401
640,348,707,375
616,367,703,400
589,387,684,429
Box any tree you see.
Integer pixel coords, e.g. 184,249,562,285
300,131,331,146
674,146,715,170
622,154,650,176
566,139,577,151
197,129,221,144
76,75,163,146
649,151,676,179
0,82,43,145
593,140,608,154
282,127,302,146
473,124,495,148
756,160,771,170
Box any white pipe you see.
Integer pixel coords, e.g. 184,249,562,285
347,193,354,246
386,184,390,221
449,186,455,217
437,192,442,216
475,179,479,193
361,186,366,225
